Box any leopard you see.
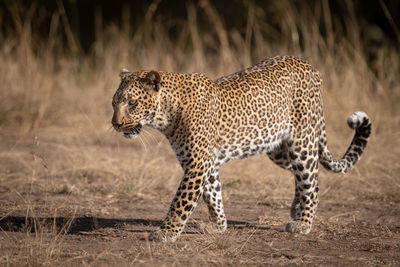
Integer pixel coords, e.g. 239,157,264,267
111,55,371,242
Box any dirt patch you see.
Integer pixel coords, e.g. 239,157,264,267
1,128,399,266
1,197,399,266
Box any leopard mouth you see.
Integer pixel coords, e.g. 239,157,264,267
123,124,142,139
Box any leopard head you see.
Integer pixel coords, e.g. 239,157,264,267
111,69,161,139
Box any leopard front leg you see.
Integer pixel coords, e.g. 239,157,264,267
290,186,301,220
148,161,212,242
201,168,227,233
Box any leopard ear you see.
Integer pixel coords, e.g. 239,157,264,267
119,68,131,79
140,71,161,92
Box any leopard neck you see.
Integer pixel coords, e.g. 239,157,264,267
153,72,216,138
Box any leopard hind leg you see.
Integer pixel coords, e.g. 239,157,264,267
284,140,320,234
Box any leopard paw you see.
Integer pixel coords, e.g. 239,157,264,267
285,221,312,234
148,229,179,242
199,221,227,234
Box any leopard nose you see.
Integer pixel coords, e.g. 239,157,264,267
112,116,124,129
114,122,123,129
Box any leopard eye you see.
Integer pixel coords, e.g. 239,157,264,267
128,99,138,112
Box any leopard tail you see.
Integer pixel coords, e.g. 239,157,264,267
318,111,371,174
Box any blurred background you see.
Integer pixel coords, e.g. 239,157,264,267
0,0,399,131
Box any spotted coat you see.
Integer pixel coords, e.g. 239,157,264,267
111,56,371,242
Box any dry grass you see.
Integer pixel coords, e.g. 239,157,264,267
1,0,398,131
1,0,400,266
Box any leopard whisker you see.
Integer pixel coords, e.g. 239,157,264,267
142,128,160,144
138,135,148,152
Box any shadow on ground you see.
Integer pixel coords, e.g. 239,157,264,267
0,216,270,235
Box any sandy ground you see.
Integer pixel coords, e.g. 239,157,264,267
0,125,399,266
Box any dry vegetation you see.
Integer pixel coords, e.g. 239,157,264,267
0,0,399,266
